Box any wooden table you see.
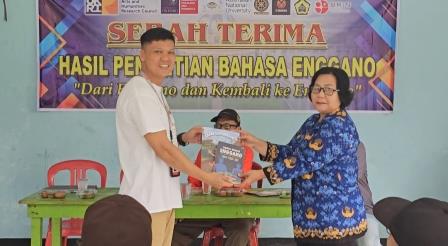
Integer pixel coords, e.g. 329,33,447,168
19,188,291,246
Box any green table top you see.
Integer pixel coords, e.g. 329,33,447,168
19,188,119,205
19,187,292,218
19,188,291,205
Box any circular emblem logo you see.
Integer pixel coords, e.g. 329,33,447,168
254,0,269,12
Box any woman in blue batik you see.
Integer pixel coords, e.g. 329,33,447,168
240,67,367,246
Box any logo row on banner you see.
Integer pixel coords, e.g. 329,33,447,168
85,0,351,16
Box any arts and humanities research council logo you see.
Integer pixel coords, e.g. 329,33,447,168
85,0,118,15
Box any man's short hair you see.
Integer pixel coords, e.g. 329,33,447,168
140,27,175,47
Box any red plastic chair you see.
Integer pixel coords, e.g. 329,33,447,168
202,162,263,246
45,160,107,246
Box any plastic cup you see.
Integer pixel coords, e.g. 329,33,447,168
181,183,191,200
202,182,211,195
78,178,88,192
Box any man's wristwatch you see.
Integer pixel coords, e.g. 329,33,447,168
177,132,188,146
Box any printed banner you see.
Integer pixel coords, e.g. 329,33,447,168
38,0,397,111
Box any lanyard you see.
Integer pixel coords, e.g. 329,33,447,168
144,76,174,142
141,75,180,177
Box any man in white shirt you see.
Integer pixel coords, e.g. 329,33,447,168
116,27,232,246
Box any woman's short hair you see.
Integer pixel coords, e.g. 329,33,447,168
308,67,354,109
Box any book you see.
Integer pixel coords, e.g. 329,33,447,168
201,127,242,183
214,142,244,184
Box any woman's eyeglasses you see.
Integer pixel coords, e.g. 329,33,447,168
311,86,339,96
215,123,239,130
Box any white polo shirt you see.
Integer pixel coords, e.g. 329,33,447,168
116,76,181,213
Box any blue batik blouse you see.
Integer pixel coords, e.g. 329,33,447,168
261,110,367,241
